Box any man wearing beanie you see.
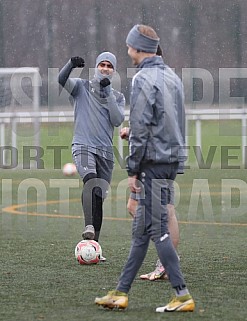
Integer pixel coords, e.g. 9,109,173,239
58,52,125,256
95,25,194,312
120,44,182,283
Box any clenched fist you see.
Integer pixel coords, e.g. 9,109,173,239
70,56,85,68
100,78,111,88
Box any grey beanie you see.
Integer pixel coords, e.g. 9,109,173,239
126,25,159,53
95,52,117,70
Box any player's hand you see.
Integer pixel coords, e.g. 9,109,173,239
127,197,138,218
100,78,111,88
120,127,130,140
128,176,141,193
70,56,85,68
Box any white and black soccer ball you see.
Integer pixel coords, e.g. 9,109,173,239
75,240,102,265
62,163,77,176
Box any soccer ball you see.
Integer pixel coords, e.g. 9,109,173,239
75,240,102,265
62,163,77,176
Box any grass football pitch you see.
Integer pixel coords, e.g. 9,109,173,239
0,120,247,321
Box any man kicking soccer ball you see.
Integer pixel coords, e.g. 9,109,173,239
58,52,125,252
95,24,195,312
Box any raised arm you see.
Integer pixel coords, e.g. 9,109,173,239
58,57,85,95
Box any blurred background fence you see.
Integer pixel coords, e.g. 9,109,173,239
0,0,247,169
0,0,247,107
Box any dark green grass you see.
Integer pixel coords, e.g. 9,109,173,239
187,120,243,167
5,119,245,169
1,119,247,320
1,167,247,321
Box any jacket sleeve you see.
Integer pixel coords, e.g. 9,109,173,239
106,92,125,127
58,60,79,96
126,77,156,176
175,80,187,173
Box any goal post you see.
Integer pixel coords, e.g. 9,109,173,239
0,67,41,168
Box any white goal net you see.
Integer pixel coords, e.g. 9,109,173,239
0,68,41,168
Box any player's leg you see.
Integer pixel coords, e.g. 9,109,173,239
140,179,180,280
136,165,181,286
127,181,179,246
167,204,179,248
93,191,103,242
72,146,97,239
167,180,179,248
95,201,150,309
93,155,114,242
116,233,150,293
127,193,161,280
148,164,194,312
81,173,98,239
128,195,167,280
95,242,150,310
151,178,183,287
154,235,194,312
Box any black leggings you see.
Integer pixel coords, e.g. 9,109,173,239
82,173,104,242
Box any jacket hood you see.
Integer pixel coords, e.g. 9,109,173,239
137,56,164,69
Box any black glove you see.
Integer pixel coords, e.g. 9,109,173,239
70,56,85,68
100,78,111,88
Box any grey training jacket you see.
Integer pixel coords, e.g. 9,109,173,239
58,60,125,161
127,56,186,175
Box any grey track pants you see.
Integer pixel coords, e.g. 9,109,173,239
117,163,186,293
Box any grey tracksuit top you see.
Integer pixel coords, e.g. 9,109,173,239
127,56,186,176
58,60,125,161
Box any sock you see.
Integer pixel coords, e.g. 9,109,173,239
174,285,189,297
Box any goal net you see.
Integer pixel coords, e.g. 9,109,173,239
0,68,40,168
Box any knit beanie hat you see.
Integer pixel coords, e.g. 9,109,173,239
95,52,117,70
126,25,159,53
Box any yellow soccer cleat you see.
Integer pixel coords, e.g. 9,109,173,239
156,294,195,312
95,290,128,310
